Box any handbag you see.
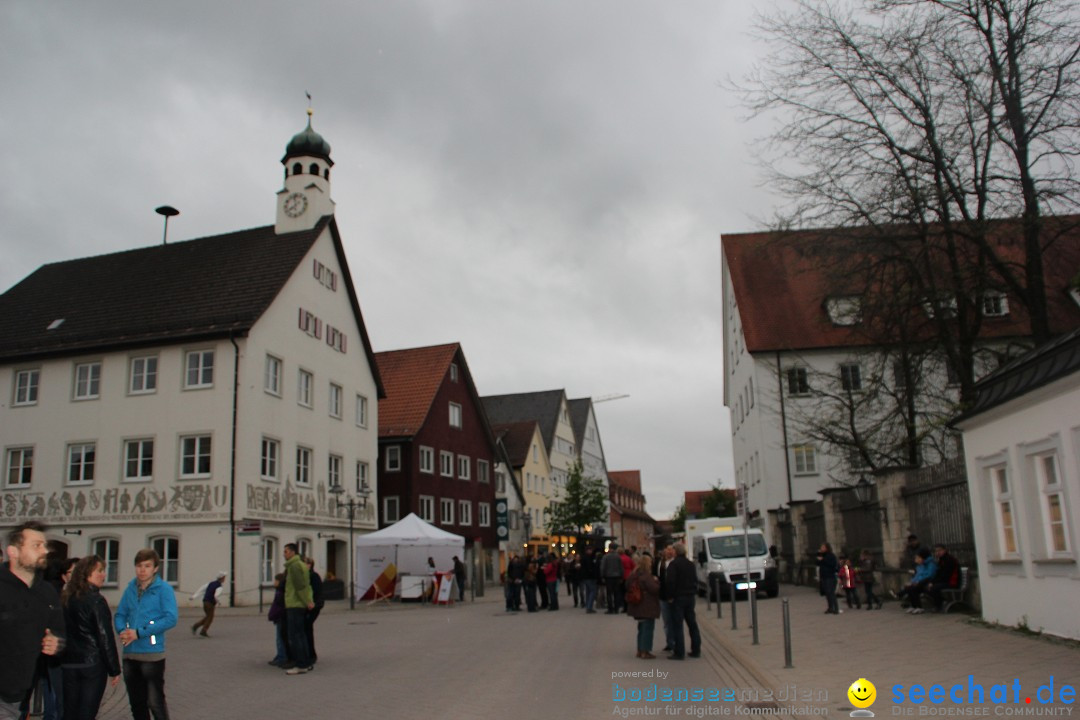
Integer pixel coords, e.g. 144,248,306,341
625,576,642,605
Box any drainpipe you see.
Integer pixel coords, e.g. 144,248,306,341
229,334,240,607
775,351,794,506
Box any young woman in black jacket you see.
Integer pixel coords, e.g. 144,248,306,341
61,555,121,720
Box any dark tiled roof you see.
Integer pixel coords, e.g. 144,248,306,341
481,389,566,454
375,343,460,437
0,221,328,361
722,216,1080,353
955,327,1080,423
567,398,591,449
491,421,539,468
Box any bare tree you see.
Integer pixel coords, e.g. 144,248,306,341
739,0,1080,348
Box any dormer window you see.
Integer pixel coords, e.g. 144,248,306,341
982,291,1009,317
825,296,862,326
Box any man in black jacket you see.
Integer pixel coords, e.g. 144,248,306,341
927,544,959,612
661,543,700,660
0,521,65,720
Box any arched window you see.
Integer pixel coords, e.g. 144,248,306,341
309,163,319,175
292,162,302,176
260,536,278,585
92,537,121,586
324,169,330,180
149,536,180,585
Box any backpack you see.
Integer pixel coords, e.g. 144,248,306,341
625,575,642,605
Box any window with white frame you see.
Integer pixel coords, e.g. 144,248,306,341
298,369,313,408
185,350,214,389
479,502,491,527
261,438,280,481
6,447,33,487
449,363,459,382
495,469,506,493
1035,453,1071,555
477,459,490,484
265,355,282,396
383,496,400,523
458,455,470,480
329,383,343,419
67,443,96,485
297,538,311,561
840,363,862,392
151,536,180,585
440,451,453,477
355,394,368,428
989,464,1018,556
179,435,212,478
418,495,434,522
792,444,817,475
459,500,472,526
449,402,462,429
328,454,343,489
74,362,101,400
296,446,312,486
129,356,157,394
419,446,434,474
13,369,40,406
355,460,369,494
786,367,810,396
982,291,1009,317
123,439,154,482
93,538,120,586
260,537,277,585
385,446,401,472
441,498,454,525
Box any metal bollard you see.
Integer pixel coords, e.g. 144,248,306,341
782,597,793,668
715,577,722,619
751,585,759,645
730,585,738,629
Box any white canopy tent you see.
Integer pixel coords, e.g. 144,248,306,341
353,513,465,600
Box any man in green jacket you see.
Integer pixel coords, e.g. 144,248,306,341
282,544,314,675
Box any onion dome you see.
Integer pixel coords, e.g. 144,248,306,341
282,110,333,165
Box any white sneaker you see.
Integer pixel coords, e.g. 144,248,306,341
285,666,308,675
906,608,916,614
911,609,924,615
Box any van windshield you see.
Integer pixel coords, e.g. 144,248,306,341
707,534,767,559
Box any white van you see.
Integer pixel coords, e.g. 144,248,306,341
687,518,778,600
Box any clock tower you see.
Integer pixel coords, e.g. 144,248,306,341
275,109,335,234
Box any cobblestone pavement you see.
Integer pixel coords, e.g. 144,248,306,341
72,584,1080,719
699,584,1080,717
91,590,774,720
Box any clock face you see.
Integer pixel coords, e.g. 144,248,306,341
283,192,308,218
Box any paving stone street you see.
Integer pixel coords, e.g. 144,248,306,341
86,584,1078,719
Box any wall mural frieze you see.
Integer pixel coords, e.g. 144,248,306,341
1,484,229,524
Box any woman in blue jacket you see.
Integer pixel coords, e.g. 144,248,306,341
114,548,177,720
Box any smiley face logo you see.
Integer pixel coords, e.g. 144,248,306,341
847,678,877,709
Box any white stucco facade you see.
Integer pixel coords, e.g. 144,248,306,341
957,370,1080,640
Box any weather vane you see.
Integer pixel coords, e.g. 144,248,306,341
306,91,313,118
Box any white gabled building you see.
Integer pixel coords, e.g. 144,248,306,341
0,113,384,606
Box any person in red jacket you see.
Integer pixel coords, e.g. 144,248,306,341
619,549,635,613
838,555,861,609
543,555,560,611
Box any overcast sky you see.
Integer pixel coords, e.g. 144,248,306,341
1,1,785,520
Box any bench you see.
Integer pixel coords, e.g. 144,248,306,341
921,566,969,613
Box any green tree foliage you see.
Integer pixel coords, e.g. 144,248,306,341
545,460,608,534
701,487,738,518
671,503,687,533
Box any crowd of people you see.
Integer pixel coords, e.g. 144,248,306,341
1,520,178,720
265,543,325,676
501,542,704,661
815,534,960,615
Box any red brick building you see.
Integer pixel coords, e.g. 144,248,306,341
375,343,498,550
608,470,656,553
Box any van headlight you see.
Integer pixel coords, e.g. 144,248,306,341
764,556,775,569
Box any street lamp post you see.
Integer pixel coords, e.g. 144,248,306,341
522,512,532,556
329,482,372,610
